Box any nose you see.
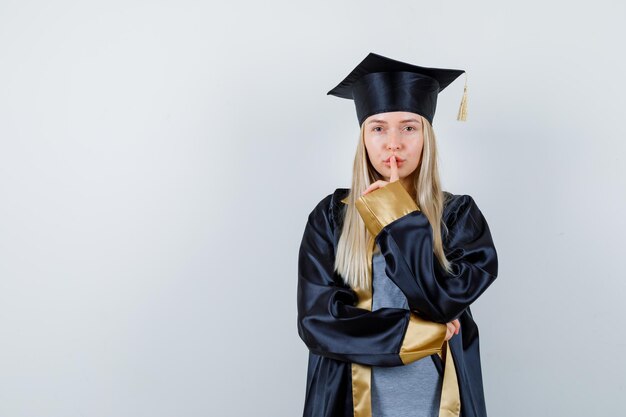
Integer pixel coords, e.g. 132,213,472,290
387,132,401,150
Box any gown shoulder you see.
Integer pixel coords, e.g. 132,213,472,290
311,186,478,239
330,187,466,212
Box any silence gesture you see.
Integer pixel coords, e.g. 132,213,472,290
361,155,401,196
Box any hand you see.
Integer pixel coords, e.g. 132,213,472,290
444,319,460,341
362,155,400,196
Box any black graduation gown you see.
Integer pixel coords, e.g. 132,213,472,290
297,181,499,417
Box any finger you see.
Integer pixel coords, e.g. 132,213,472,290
447,323,455,340
453,319,460,334
389,155,399,182
446,322,457,339
362,180,389,195
362,183,378,195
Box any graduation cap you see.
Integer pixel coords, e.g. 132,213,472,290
327,52,468,126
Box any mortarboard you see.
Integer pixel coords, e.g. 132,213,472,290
327,52,468,126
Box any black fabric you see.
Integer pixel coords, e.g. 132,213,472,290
297,188,499,417
327,52,465,126
297,192,410,366
376,194,498,324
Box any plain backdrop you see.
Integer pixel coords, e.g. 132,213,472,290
1,1,625,416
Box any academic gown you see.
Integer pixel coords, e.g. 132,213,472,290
297,181,499,417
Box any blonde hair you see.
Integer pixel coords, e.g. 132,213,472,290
334,114,453,290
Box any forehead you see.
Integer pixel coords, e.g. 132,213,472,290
365,111,423,124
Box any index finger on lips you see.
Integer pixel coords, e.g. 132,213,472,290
390,156,399,182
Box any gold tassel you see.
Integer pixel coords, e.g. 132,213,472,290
457,72,468,121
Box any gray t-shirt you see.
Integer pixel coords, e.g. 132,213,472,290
371,245,443,417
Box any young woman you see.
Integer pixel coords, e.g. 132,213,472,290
297,52,499,417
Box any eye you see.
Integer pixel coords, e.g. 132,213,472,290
405,126,416,132
372,126,383,132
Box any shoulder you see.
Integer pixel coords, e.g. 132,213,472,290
443,191,473,216
328,188,473,213
443,192,489,233
306,188,348,227
309,188,348,212
312,187,480,226
304,188,350,233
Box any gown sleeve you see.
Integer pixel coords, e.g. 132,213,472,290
354,180,499,324
297,194,448,366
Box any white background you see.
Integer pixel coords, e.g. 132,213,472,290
1,1,625,416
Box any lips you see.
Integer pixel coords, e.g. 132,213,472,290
384,156,405,163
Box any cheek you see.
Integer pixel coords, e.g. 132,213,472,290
405,146,423,169
412,135,424,150
407,142,423,160
364,141,383,163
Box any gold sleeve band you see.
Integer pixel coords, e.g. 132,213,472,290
399,313,448,364
355,180,420,237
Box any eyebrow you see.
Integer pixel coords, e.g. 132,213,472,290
367,118,422,125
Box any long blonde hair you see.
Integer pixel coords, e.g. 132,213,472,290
334,114,454,290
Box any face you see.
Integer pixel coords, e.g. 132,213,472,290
363,111,424,182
